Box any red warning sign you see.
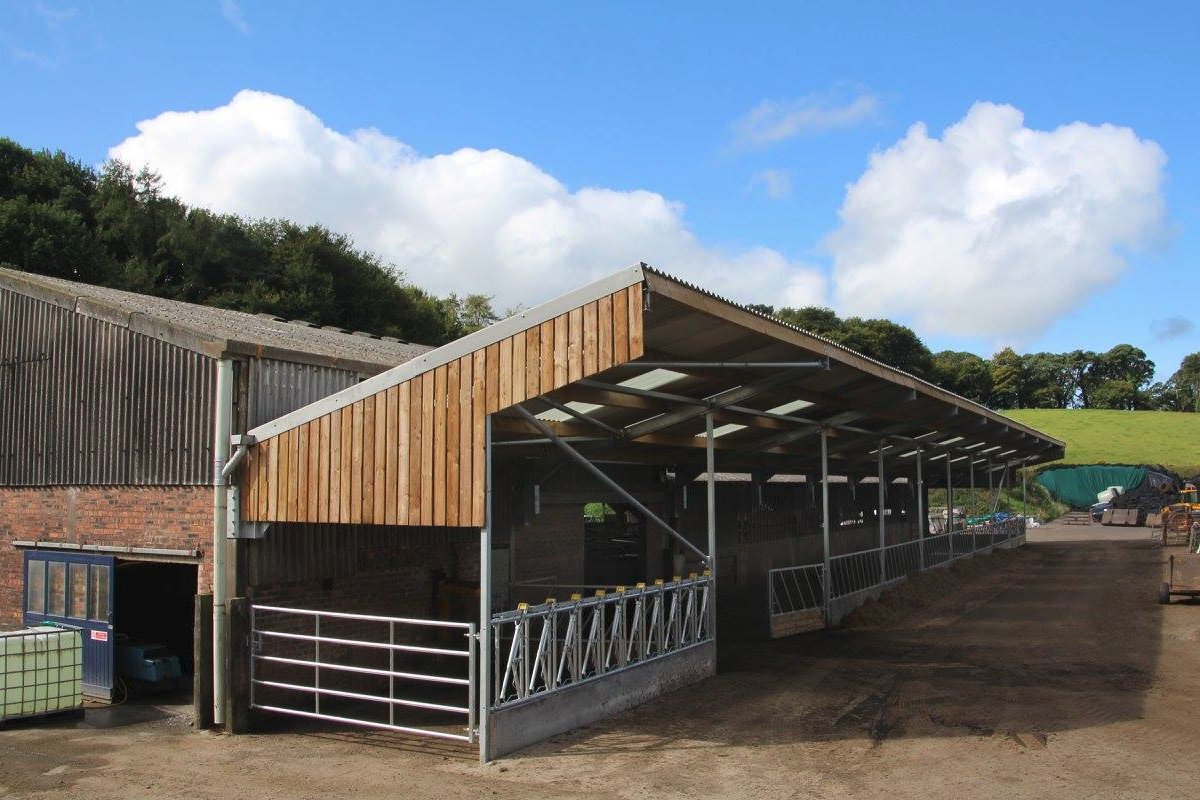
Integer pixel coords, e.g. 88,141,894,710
90,630,109,642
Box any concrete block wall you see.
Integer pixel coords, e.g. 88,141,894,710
0,486,211,627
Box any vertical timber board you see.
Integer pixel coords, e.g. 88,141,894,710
446,359,461,527
421,370,434,526
539,320,555,394
458,355,473,526
266,437,278,521
598,294,614,371
627,283,644,359
339,406,352,524
397,380,411,525
362,397,376,524
525,327,540,400
498,337,513,411
329,409,342,523
278,429,292,523
407,375,422,523
433,364,447,526
552,314,568,389
511,332,527,405
351,400,365,525
373,391,387,523
244,447,258,521
583,301,598,376
485,343,500,415
568,306,584,383
307,419,320,521
296,423,309,522
289,426,301,522
318,414,331,522
613,290,630,363
384,386,399,525
472,348,486,527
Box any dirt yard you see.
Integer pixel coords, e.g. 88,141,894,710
4,523,1199,800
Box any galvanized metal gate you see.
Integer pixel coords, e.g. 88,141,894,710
250,605,476,743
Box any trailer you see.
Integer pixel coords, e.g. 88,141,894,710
1159,553,1200,604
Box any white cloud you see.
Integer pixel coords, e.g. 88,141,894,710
219,0,250,35
108,90,826,310
827,102,1167,340
732,91,879,150
749,169,792,199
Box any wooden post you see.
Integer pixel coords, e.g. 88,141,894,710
193,593,213,729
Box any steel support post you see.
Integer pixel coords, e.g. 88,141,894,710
969,459,976,552
987,459,994,511
916,449,925,570
964,460,974,527
478,416,492,764
705,412,717,642
877,442,886,580
820,429,832,622
947,455,954,559
1021,467,1027,518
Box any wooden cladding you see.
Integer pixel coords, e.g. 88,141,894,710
243,283,644,527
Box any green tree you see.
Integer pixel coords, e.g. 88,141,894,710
990,347,1024,409
838,317,932,378
930,350,993,404
772,306,845,339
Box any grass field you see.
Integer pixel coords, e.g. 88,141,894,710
1002,408,1200,475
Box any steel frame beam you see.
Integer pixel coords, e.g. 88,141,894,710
512,404,709,565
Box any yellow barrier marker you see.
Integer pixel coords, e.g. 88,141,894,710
672,575,682,582
570,593,582,601
517,602,529,611
545,597,556,604
594,589,606,597
654,579,664,586
635,582,646,589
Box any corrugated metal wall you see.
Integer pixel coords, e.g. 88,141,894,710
244,358,363,430
0,288,216,486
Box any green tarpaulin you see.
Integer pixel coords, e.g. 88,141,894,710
1035,465,1147,509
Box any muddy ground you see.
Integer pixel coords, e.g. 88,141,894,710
3,523,1198,799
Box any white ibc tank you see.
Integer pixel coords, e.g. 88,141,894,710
0,625,83,722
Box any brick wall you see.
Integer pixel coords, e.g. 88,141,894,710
0,486,211,627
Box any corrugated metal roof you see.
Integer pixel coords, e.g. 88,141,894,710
0,267,433,371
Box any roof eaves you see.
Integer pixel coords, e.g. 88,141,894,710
641,266,1065,450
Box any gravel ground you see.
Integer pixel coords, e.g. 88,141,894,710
2,521,1197,800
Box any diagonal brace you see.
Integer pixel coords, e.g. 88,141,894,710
513,404,710,566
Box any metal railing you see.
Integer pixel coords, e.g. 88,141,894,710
250,605,476,743
767,517,1026,629
491,573,712,708
768,563,824,616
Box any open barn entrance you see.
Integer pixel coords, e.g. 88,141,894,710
113,560,197,702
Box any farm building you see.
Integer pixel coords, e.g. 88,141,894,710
230,264,1063,759
0,266,430,718
0,263,1064,760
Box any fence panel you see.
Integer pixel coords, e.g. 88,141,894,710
250,605,476,743
491,574,712,708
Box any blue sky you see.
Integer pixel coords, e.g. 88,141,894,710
2,1,1198,379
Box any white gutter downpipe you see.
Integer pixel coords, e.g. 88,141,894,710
212,358,234,726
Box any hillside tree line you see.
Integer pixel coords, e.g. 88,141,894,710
749,304,1197,413
0,138,497,344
